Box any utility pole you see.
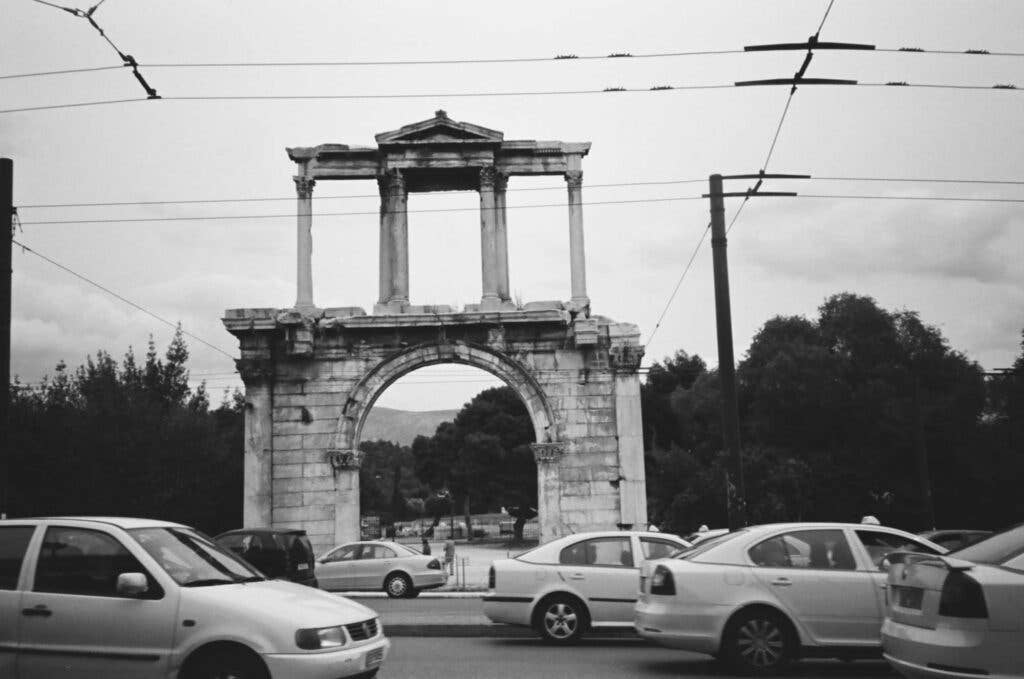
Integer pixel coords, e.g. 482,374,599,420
1,158,12,520
705,172,807,530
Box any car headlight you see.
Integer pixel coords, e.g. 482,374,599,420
295,625,346,650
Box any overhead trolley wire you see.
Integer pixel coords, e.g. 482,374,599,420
12,238,236,360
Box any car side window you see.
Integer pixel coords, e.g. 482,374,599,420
374,546,396,559
0,526,35,590
749,530,856,570
559,538,633,567
327,545,360,562
640,538,680,561
854,530,941,569
34,526,154,598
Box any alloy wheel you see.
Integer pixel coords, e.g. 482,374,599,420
735,617,785,669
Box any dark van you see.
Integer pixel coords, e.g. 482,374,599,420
214,528,318,588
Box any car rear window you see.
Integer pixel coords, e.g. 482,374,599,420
949,524,1024,565
0,526,35,590
675,530,746,559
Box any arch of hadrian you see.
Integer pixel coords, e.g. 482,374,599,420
223,111,647,553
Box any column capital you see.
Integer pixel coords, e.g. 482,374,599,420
531,442,566,464
383,168,406,190
564,170,583,189
479,165,499,190
293,176,316,199
494,170,509,191
326,449,363,472
235,358,275,385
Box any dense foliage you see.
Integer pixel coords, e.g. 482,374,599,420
644,293,1021,534
7,328,244,535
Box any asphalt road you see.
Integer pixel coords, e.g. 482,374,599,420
378,637,897,679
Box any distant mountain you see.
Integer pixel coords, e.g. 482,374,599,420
361,406,457,447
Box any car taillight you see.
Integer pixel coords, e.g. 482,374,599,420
427,559,441,570
488,566,495,589
650,565,675,596
938,571,987,618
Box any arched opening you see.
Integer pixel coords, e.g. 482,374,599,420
333,342,561,561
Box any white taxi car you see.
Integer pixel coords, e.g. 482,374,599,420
0,517,389,679
882,524,1024,679
635,522,945,674
483,530,690,643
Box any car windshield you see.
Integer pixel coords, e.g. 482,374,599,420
674,530,745,559
130,527,263,586
948,524,1024,566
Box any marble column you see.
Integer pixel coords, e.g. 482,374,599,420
386,170,409,307
479,166,500,309
294,176,315,311
240,360,274,528
565,170,589,307
377,176,393,305
531,442,565,544
494,172,511,302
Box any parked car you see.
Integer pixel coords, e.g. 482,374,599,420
214,527,318,587
882,523,1024,679
0,516,389,679
918,528,992,552
483,530,691,643
317,540,447,598
635,522,946,674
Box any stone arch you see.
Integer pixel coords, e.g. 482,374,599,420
333,341,558,454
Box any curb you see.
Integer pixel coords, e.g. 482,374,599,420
383,624,642,639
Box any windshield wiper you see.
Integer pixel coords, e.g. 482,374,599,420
181,578,237,587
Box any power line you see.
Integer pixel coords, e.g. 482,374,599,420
20,179,707,210
11,238,236,359
5,79,1022,114
645,222,712,346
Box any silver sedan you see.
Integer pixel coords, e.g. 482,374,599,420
317,541,447,598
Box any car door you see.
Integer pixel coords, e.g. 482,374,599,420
1,523,37,678
16,524,178,679
316,544,361,590
557,536,637,624
851,528,944,620
358,545,397,589
748,528,880,646
639,536,688,562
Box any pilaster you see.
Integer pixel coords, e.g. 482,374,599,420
531,442,566,543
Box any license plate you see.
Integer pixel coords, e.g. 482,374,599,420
365,647,384,669
892,585,923,610
297,563,309,571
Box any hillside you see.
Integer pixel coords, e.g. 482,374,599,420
360,406,457,446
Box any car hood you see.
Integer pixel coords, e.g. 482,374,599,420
182,578,377,627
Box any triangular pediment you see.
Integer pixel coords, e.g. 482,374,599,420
375,110,504,144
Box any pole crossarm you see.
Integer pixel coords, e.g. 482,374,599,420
735,77,858,87
703,191,798,198
745,41,875,52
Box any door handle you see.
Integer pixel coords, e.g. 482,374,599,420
568,572,585,580
22,605,52,617
770,578,792,587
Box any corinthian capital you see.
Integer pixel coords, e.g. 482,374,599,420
479,166,498,190
564,170,583,189
494,171,509,192
293,176,316,199
530,442,566,464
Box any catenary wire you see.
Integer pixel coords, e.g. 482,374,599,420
12,238,237,359
645,222,712,346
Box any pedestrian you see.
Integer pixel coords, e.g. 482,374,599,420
421,536,431,555
443,537,455,575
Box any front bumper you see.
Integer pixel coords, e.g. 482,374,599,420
263,636,390,679
633,597,726,656
881,618,1004,679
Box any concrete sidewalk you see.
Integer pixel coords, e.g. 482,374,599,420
341,593,639,639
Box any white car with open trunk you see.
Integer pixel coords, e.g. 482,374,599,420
483,530,690,643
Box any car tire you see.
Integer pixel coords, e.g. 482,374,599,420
533,594,588,644
721,608,795,675
184,646,269,679
407,587,421,598
384,572,413,599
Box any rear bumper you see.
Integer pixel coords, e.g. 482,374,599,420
412,571,448,590
881,618,1007,679
633,598,725,655
482,594,534,626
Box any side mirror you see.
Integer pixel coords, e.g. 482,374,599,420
879,556,892,572
116,572,149,597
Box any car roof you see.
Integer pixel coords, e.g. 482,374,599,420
216,528,308,537
18,516,187,530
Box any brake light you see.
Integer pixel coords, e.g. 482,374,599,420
427,559,441,570
938,571,988,618
650,565,675,595
488,566,495,589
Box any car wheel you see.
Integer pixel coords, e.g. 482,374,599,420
534,595,587,644
407,587,421,598
384,572,413,598
185,647,269,679
722,609,794,675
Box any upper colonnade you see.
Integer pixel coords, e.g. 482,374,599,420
286,110,591,315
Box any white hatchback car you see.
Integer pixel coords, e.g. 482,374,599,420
0,517,389,679
635,522,946,674
882,524,1024,679
483,530,690,643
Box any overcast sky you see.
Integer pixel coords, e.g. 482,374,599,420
3,0,1022,412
